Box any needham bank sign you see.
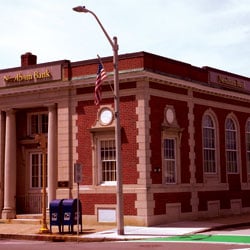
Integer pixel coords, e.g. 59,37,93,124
4,69,52,83
0,64,62,87
208,70,250,93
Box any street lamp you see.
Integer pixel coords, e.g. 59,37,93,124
35,133,49,234
73,6,124,235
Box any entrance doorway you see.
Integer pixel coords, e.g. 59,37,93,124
16,152,47,214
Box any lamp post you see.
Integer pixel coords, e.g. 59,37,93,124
73,6,124,235
35,133,49,233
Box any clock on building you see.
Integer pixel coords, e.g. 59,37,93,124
99,108,113,125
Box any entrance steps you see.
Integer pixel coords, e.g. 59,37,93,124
0,214,42,225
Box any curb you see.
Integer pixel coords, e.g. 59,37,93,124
1,221,249,242
191,221,250,234
0,233,133,243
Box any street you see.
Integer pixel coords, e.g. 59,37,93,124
2,225,250,250
1,239,250,250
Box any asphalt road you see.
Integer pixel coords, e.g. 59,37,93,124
2,225,250,250
1,240,250,250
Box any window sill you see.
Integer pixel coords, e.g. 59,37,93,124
100,181,117,186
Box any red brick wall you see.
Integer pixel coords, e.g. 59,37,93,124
76,93,139,215
123,193,137,215
70,54,144,78
81,193,116,214
120,96,139,184
76,100,100,185
236,111,249,183
81,193,137,215
68,51,209,86
77,96,139,185
198,191,230,211
144,53,208,83
149,95,190,184
76,95,139,185
198,190,250,211
242,190,250,207
193,104,207,183
192,103,247,184
195,104,250,212
193,104,248,184
73,51,250,219
154,192,192,215
216,108,227,183
149,95,163,184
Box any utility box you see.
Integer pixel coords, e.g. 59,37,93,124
49,199,63,233
62,199,82,233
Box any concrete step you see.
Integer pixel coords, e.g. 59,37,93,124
9,218,42,225
16,214,42,220
0,214,43,225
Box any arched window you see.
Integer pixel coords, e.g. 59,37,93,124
203,114,216,173
225,118,238,173
246,119,250,173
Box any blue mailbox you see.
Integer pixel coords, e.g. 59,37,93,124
62,199,82,233
49,199,63,233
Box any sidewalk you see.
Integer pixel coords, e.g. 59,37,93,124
0,213,250,242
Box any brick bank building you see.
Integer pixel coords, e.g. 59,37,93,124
0,51,250,226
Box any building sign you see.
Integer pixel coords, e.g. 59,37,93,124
217,74,244,89
4,69,52,83
0,64,62,87
209,71,250,93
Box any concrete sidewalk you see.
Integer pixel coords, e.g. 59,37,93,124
0,213,250,242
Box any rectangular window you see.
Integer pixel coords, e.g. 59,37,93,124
30,153,47,188
28,112,48,136
41,113,48,134
226,150,237,173
163,138,176,184
100,139,116,183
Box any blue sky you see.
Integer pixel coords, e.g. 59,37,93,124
1,0,250,77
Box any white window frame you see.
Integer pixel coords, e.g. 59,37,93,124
27,112,48,137
163,138,177,184
225,117,238,174
97,137,116,185
30,152,47,189
202,114,216,174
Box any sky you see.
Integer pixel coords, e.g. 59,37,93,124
1,0,250,77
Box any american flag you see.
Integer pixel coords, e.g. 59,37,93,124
95,61,107,105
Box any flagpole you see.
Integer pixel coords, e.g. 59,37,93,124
73,5,124,235
97,54,102,62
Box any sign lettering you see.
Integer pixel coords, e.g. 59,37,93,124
208,71,250,92
217,75,244,88
4,69,52,83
